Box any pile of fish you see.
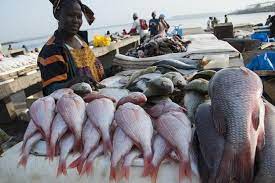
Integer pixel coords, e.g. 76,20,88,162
19,67,275,183
19,88,200,182
126,35,190,58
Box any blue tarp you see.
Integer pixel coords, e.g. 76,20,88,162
246,51,275,71
251,32,269,42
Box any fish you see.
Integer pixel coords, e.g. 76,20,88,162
190,70,216,81
162,72,187,88
125,66,157,88
254,102,275,183
49,113,68,160
81,144,104,176
50,88,74,100
209,68,265,183
149,135,172,183
147,100,186,119
110,127,134,181
117,92,147,107
99,88,129,102
69,119,100,174
194,103,225,182
100,75,128,88
143,77,174,97
121,149,142,181
57,133,75,176
83,91,116,103
152,59,197,70
29,96,56,154
21,120,37,153
183,91,205,123
18,133,43,168
70,82,93,95
115,103,154,176
155,111,192,183
86,98,115,153
57,94,86,151
185,78,209,94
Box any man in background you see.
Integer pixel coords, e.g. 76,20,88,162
207,17,213,30
225,15,228,23
149,11,159,37
129,13,148,42
266,15,272,26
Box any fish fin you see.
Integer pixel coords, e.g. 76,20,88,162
18,155,28,168
215,142,253,183
180,106,188,113
211,105,226,135
252,105,260,131
57,160,67,176
240,67,249,75
143,154,153,177
179,160,192,183
82,161,93,176
48,143,55,161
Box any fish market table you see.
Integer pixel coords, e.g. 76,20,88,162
0,143,200,183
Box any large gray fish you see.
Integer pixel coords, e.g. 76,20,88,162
195,103,225,182
254,102,275,183
143,77,174,97
185,78,209,94
209,68,265,183
162,72,187,88
153,59,197,70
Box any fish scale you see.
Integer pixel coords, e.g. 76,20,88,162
254,102,275,182
209,68,264,183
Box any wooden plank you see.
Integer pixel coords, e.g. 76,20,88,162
0,71,41,100
0,64,38,81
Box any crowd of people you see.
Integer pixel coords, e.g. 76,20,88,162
127,11,170,42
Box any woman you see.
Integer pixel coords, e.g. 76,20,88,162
38,0,104,96
158,14,170,36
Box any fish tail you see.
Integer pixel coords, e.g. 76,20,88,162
57,160,67,176
179,160,192,183
74,138,83,153
110,166,117,182
18,155,28,168
215,142,253,183
149,164,160,183
48,143,56,161
69,156,84,174
82,161,93,176
143,153,153,177
121,165,130,181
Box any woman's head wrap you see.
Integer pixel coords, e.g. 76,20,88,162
49,0,95,25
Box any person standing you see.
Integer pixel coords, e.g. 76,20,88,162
266,15,272,26
225,15,228,23
158,14,170,36
128,13,148,42
269,15,275,37
207,17,213,30
149,11,159,37
38,0,104,96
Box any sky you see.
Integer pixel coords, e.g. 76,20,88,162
0,0,262,43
